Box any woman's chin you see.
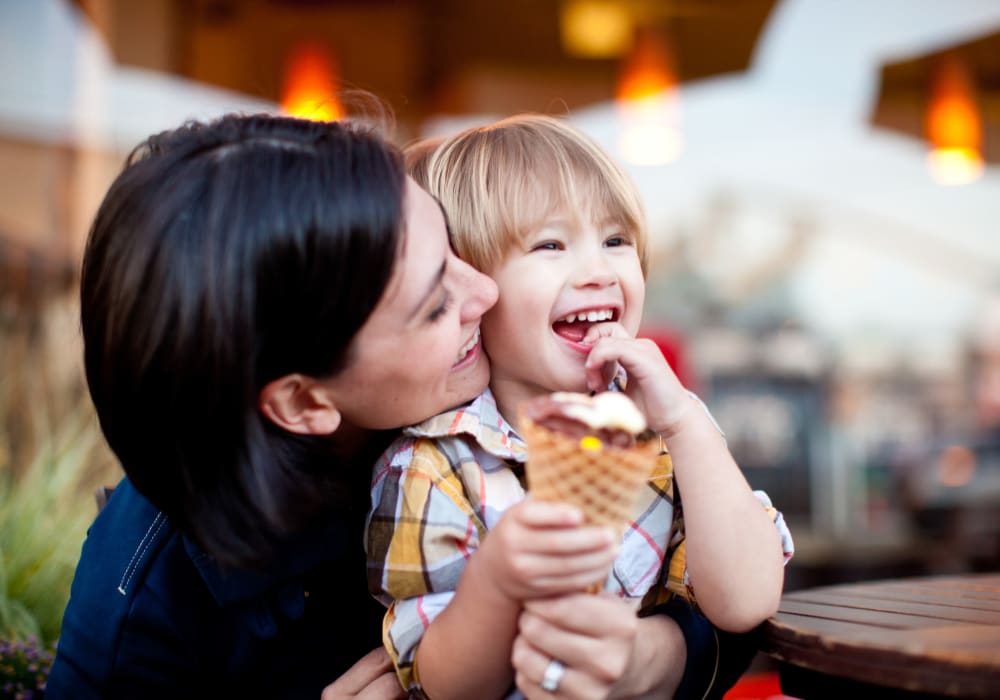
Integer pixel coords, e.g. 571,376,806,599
449,356,491,404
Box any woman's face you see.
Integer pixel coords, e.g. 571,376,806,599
323,177,498,430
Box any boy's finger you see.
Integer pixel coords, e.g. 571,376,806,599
517,550,617,589
582,347,619,392
515,525,618,554
585,363,606,392
514,496,586,526
531,570,612,592
602,360,619,388
522,549,618,581
584,359,620,392
581,321,628,344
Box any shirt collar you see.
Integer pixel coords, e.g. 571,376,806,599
403,387,527,462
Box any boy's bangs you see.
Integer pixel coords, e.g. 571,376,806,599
507,156,642,251
439,115,648,274
502,169,565,242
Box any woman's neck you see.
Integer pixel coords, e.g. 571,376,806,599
330,421,394,465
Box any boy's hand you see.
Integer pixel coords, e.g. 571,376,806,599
582,323,692,436
477,496,618,602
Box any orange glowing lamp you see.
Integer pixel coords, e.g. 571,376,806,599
615,29,681,166
281,43,343,122
926,54,983,186
560,0,633,58
617,28,676,102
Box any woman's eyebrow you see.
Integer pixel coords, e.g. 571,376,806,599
432,197,455,240
412,258,447,317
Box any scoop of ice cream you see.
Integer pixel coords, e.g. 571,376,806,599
519,392,647,449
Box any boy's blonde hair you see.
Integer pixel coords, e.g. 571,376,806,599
407,114,649,276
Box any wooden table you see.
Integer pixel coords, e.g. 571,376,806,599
761,573,1000,699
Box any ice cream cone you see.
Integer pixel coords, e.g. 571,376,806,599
520,414,660,533
520,412,660,593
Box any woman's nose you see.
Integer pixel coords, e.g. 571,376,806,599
458,260,499,322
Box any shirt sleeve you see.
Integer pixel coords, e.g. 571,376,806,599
366,437,487,693
752,489,795,563
645,483,795,613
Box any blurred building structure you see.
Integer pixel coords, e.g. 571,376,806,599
0,0,274,286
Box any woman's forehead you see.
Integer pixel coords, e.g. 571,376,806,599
385,181,447,310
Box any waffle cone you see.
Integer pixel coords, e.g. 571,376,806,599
520,414,661,533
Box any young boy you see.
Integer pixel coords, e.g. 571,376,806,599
366,115,794,700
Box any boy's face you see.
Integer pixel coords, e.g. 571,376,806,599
482,205,645,404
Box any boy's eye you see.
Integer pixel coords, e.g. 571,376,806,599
531,241,563,251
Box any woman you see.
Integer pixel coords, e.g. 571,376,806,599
47,114,750,700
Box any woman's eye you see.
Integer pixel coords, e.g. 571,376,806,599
605,235,629,247
428,294,452,322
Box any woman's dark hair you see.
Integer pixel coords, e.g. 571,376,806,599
80,114,405,568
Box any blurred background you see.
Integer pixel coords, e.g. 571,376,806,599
1,0,999,686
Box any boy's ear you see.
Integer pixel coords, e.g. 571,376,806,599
259,374,342,435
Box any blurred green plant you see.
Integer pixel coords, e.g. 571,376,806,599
0,403,111,644
0,297,119,647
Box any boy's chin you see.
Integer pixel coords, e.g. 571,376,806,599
550,375,592,396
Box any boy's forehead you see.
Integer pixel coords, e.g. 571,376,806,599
521,187,623,230
519,166,615,214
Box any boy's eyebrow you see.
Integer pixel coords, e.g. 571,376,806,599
535,217,573,231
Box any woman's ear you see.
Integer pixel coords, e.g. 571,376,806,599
259,374,342,435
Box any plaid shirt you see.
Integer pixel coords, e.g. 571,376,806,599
365,387,794,695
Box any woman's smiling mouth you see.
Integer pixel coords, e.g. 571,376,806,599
454,327,481,366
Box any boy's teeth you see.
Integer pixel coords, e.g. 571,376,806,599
561,309,612,323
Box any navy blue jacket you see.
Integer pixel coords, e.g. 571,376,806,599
46,478,385,699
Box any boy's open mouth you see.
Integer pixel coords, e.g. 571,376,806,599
552,307,617,343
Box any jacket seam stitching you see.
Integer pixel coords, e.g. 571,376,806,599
117,512,166,595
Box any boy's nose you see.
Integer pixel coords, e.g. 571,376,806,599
572,250,616,289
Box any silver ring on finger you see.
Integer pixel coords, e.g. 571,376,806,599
540,658,566,693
